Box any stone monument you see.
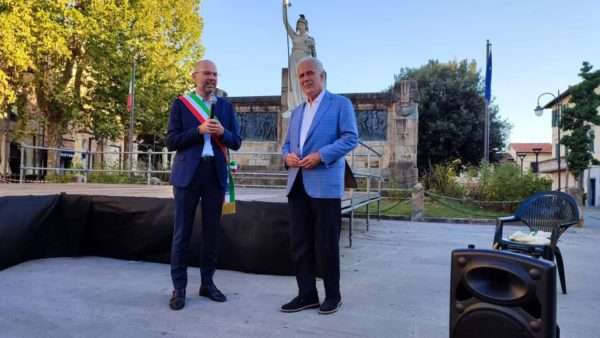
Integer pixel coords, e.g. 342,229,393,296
282,0,316,112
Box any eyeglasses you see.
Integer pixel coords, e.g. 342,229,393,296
193,70,218,77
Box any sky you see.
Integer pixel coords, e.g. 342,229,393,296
200,0,600,147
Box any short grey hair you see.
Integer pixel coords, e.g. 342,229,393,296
297,56,325,75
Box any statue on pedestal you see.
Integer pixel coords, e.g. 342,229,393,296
283,0,316,111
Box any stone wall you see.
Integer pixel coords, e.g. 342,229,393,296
227,70,419,188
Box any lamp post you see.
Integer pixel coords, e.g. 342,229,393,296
532,147,542,175
1,110,7,177
516,152,527,175
535,90,561,191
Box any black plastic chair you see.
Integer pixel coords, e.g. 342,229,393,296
493,191,580,294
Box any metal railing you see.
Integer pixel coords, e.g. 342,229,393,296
18,143,174,185
17,141,384,194
350,141,384,194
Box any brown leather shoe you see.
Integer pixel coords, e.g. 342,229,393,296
169,289,186,310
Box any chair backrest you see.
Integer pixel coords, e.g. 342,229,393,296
514,191,580,234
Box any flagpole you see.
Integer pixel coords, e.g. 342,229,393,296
483,40,491,163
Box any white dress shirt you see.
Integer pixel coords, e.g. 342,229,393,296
200,95,216,157
299,90,325,155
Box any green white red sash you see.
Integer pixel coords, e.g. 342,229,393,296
178,92,236,214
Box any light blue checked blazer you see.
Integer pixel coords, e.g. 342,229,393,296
282,91,359,199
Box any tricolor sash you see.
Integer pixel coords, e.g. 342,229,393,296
179,92,236,215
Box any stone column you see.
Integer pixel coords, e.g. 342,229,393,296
279,68,290,148
411,183,424,221
388,80,419,188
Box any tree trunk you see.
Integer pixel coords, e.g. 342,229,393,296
45,117,63,174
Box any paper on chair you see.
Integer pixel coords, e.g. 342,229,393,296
508,230,551,245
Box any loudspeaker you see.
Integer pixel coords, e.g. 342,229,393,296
450,248,557,338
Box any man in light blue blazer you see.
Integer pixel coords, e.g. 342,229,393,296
281,56,358,315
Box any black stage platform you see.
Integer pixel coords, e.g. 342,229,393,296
0,185,379,274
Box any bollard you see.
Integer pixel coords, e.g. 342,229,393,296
411,183,424,221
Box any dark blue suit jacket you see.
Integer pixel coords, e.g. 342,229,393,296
167,96,241,189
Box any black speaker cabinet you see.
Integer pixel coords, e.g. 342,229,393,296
450,249,557,338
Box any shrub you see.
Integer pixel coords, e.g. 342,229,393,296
472,163,552,202
422,162,553,204
45,172,78,183
422,163,465,198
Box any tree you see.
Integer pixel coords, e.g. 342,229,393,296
82,0,203,150
0,1,36,111
0,0,203,167
392,60,510,173
560,62,600,185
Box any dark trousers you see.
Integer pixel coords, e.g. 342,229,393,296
171,159,224,291
288,171,342,300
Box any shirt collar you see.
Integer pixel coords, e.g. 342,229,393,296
306,89,325,106
195,90,217,104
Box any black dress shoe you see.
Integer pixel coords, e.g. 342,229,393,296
319,297,342,315
199,283,227,302
280,295,320,313
169,289,186,311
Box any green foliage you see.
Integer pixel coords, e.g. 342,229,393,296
392,60,511,172
473,163,552,201
45,172,79,183
424,162,552,203
87,172,146,184
560,62,600,180
0,0,204,149
423,163,466,198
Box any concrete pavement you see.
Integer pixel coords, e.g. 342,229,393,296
1,213,599,338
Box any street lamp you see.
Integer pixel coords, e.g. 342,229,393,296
535,91,562,191
532,147,542,175
516,152,527,175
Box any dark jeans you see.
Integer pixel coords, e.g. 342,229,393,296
171,158,224,291
288,171,342,300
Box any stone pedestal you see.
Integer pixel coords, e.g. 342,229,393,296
411,183,424,221
227,74,420,188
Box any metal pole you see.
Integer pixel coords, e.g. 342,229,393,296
3,112,10,176
19,143,24,183
146,150,152,185
483,40,491,163
128,58,136,173
84,150,89,183
484,105,490,162
557,89,562,191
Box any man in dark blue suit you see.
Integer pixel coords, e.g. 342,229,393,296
166,60,241,310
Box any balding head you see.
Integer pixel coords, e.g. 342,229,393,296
192,60,218,99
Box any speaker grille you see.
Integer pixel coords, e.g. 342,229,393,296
453,308,534,338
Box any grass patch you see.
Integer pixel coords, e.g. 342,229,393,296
355,197,510,219
87,172,147,184
425,197,509,219
355,198,411,216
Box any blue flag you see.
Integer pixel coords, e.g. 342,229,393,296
484,41,492,104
